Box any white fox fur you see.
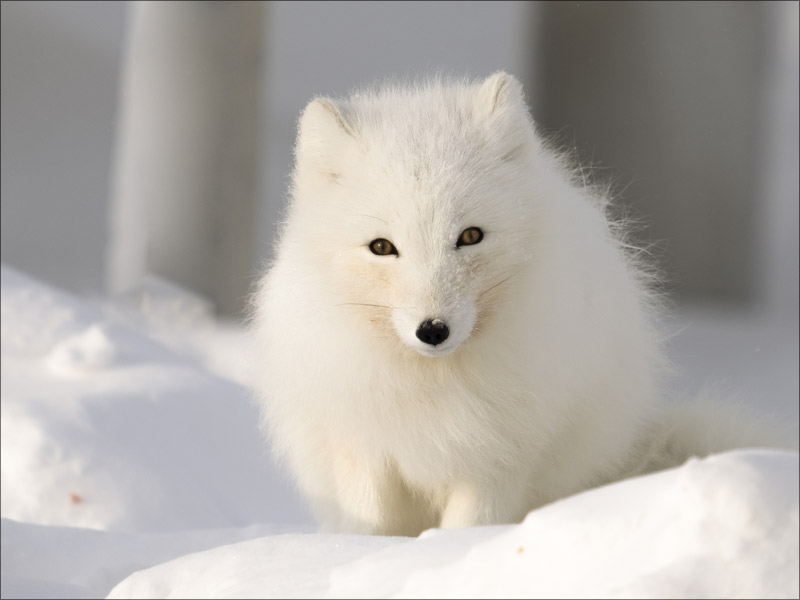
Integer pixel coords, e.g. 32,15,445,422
251,72,785,536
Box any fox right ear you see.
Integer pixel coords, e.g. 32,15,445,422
295,98,356,181
477,71,524,118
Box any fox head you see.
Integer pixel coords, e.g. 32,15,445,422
286,73,547,358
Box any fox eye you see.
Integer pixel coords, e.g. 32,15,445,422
369,238,398,256
456,227,483,247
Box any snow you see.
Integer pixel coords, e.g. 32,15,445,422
1,520,303,600
377,450,799,599
0,266,309,534
102,451,798,600
1,262,798,599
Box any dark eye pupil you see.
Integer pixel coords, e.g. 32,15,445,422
457,227,483,247
370,238,396,256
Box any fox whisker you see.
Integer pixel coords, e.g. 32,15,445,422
479,271,521,299
336,302,395,309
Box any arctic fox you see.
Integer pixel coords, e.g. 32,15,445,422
252,73,781,536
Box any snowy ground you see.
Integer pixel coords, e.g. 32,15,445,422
1,263,798,599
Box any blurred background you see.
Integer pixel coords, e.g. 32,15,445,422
1,1,797,428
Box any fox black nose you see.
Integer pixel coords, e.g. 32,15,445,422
416,319,450,346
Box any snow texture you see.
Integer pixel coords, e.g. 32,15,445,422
1,263,798,599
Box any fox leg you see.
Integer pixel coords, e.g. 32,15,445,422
440,475,531,528
323,448,436,536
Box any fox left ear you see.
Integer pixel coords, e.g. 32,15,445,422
294,97,358,184
477,71,525,117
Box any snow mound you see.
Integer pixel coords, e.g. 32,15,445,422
109,450,799,599
0,264,311,532
0,519,303,600
107,533,402,600
366,449,799,599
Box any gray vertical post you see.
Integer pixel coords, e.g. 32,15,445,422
530,2,766,305
107,1,263,316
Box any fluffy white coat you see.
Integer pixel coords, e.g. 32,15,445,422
252,73,779,536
